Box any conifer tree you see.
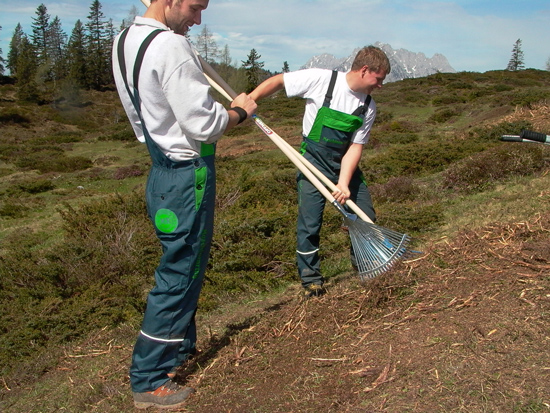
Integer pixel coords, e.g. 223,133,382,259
120,6,139,30
67,20,88,88
195,25,219,64
85,0,109,89
219,44,232,67
7,24,25,76
241,48,264,93
47,16,68,82
282,61,290,73
31,3,51,66
16,36,39,102
0,26,4,75
506,39,525,71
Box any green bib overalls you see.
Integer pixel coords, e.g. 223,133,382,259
117,28,216,393
297,71,376,287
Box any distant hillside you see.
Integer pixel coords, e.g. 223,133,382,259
301,41,456,82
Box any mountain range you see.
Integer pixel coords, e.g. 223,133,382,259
301,41,456,83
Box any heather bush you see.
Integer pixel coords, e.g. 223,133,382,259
99,127,136,141
378,201,444,235
363,137,488,183
0,108,31,125
441,144,549,193
429,108,460,123
8,179,55,195
370,176,419,203
468,120,532,140
15,153,93,173
0,200,29,218
432,94,466,105
113,164,145,180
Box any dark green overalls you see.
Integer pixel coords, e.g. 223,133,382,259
297,71,376,287
117,28,216,393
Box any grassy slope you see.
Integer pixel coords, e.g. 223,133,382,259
1,69,549,411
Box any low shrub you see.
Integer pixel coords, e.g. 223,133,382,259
0,108,31,125
468,120,533,141
11,179,55,195
0,201,29,218
441,144,549,193
15,153,93,173
113,164,145,180
429,108,460,123
370,176,419,203
363,137,488,183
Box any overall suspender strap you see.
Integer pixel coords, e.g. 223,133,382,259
322,70,372,116
323,70,338,108
117,28,164,117
351,95,372,117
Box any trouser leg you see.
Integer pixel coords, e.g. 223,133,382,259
130,160,214,393
296,174,326,287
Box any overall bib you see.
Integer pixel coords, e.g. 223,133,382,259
118,29,216,392
297,71,376,287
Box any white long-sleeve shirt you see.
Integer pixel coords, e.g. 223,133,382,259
112,17,229,161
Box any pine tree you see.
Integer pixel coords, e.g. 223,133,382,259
85,0,109,89
546,57,550,71
47,16,68,82
16,36,40,102
120,5,139,30
31,3,51,66
241,48,264,93
506,39,525,71
282,61,290,73
195,25,219,64
7,23,25,76
0,26,4,75
67,20,88,88
219,44,232,66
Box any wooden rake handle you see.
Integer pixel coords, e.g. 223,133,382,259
198,57,374,224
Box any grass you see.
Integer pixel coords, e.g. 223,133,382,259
1,68,550,411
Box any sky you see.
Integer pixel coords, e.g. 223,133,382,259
1,0,549,74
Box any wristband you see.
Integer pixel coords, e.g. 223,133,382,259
230,106,248,124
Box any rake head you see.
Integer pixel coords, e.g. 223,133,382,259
346,216,412,281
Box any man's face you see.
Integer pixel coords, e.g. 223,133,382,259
166,0,209,35
361,67,387,94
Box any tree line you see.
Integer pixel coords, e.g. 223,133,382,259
0,2,286,103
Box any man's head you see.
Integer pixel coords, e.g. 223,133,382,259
348,46,391,94
147,0,209,35
351,46,391,74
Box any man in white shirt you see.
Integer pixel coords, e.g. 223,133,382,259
112,0,256,408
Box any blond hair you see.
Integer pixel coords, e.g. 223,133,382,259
351,46,391,74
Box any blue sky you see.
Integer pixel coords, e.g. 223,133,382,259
1,0,549,73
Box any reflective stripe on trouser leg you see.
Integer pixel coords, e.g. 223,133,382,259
296,174,326,287
130,156,215,392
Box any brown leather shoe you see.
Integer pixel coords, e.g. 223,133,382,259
133,380,195,409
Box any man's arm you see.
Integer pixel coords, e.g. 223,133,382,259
333,143,364,204
248,74,285,101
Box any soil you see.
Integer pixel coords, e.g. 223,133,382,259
160,212,549,412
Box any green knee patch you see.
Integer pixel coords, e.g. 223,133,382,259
155,208,178,233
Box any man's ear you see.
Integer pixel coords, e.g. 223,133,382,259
360,65,370,77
